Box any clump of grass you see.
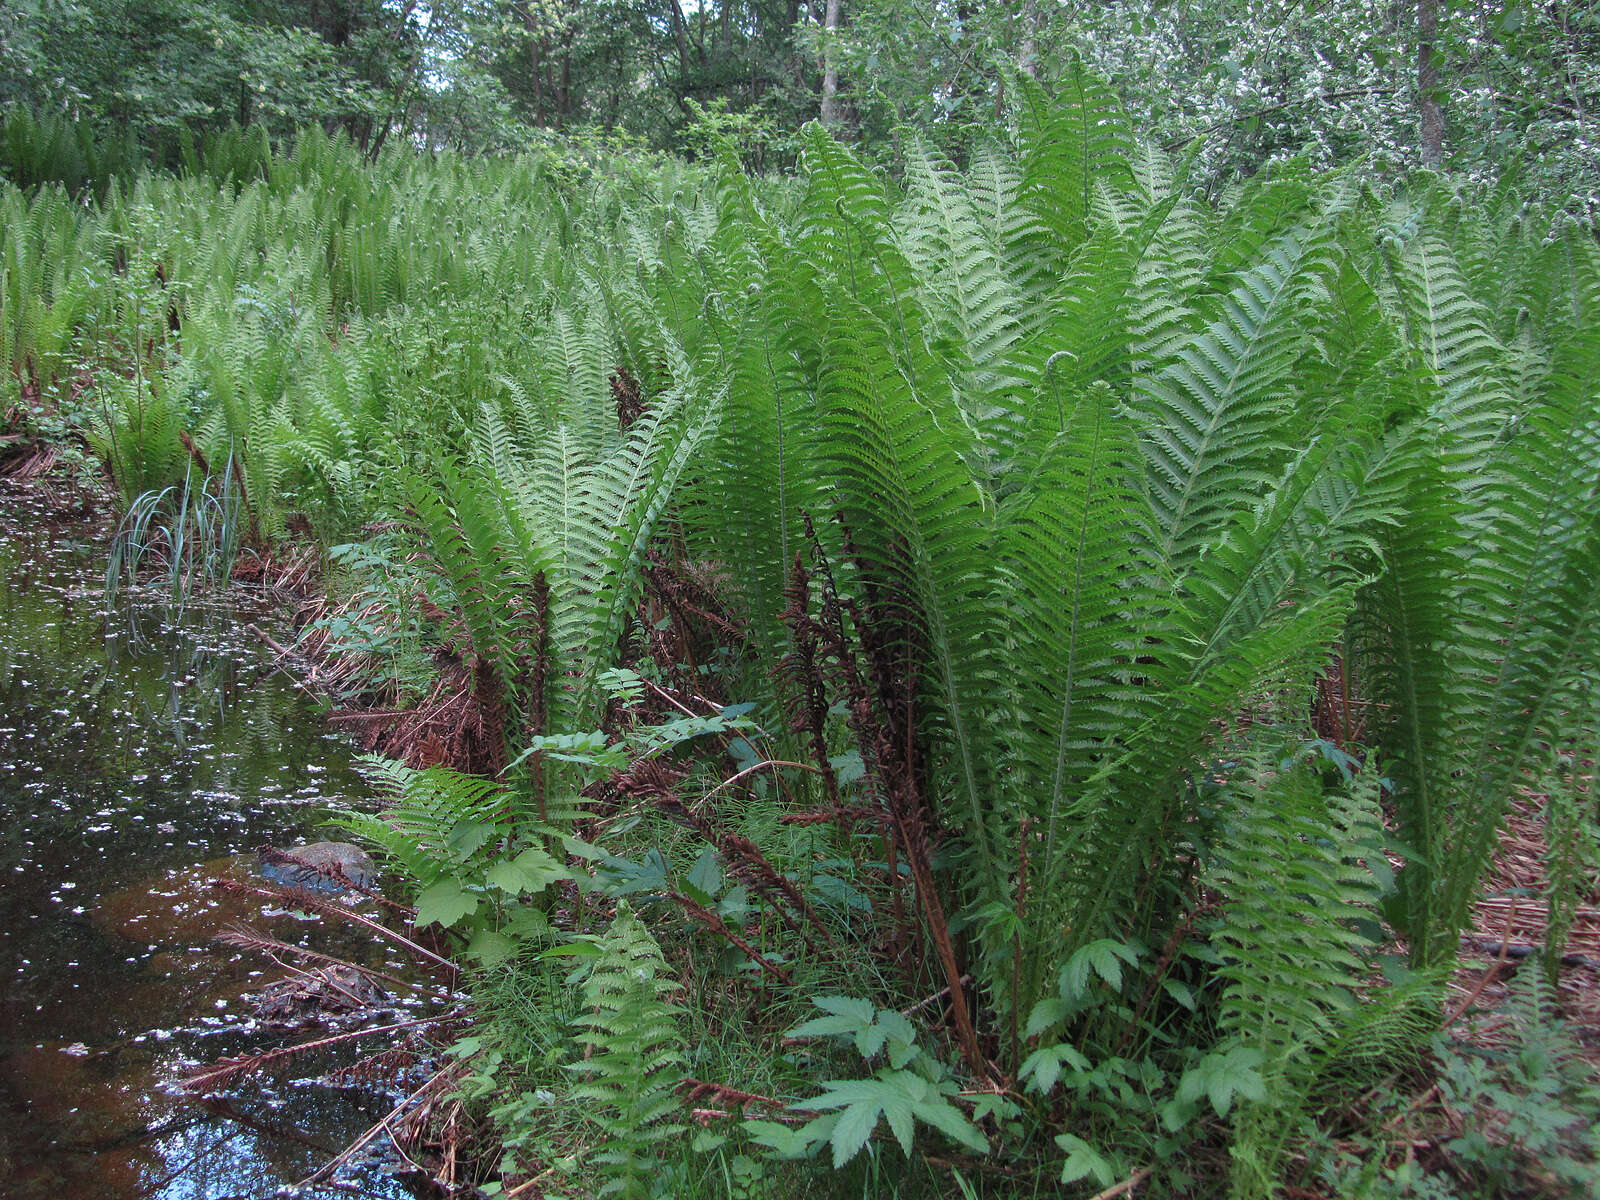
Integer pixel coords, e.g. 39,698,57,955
106,456,247,614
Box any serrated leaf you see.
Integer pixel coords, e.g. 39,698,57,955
716,884,749,919
882,1094,915,1154
691,1129,727,1153
876,1009,917,1046
830,1100,880,1166
686,846,722,898
486,846,568,895
877,1010,920,1068
1056,1133,1117,1187
1025,996,1070,1038
741,1119,815,1158
1019,1043,1089,1095
1090,941,1123,990
969,1091,1020,1124
465,928,518,966
680,879,714,907
1208,1075,1235,1117
806,1079,891,1107
1020,1047,1063,1095
792,1112,838,1157
1059,949,1093,999
1162,979,1196,1010
415,879,478,929
447,820,496,860
787,1014,865,1040
501,904,552,940
812,995,876,1022
829,750,866,785
856,1021,889,1059
911,1098,987,1153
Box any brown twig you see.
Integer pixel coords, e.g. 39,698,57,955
1088,1165,1154,1200
901,974,973,1018
209,878,455,972
184,1011,463,1093
670,890,793,982
1446,902,1518,1025
695,758,826,811
225,926,443,1001
296,1064,459,1189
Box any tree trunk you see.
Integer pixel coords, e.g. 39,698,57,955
818,0,842,125
559,30,573,125
1417,0,1444,166
667,0,694,90
1017,0,1041,79
524,4,547,127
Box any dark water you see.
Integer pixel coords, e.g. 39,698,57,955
0,487,425,1199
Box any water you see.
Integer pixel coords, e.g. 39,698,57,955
0,486,427,1199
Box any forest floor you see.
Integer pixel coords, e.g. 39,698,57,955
1456,793,1600,1065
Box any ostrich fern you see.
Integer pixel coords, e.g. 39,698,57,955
5,88,1598,1193
568,902,687,1199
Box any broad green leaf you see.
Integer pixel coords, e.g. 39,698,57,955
486,847,568,895
1056,1133,1117,1187
912,1097,988,1153
787,1014,867,1040
415,879,478,929
686,846,722,899
881,1094,916,1154
741,1119,815,1158
1025,996,1070,1038
812,995,877,1022
1019,1043,1091,1094
830,1100,881,1166
447,820,496,860
465,928,519,966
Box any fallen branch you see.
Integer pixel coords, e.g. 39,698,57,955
1089,1165,1154,1200
1459,935,1600,972
297,1064,459,1190
209,877,455,973
217,922,454,999
184,1011,463,1093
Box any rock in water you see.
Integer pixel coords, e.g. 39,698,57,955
254,965,390,1027
260,841,377,892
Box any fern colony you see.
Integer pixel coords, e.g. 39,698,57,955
4,73,1599,1196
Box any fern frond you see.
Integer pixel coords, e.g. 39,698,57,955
332,757,514,888
1383,232,1515,468
1134,217,1340,574
1205,755,1391,1197
1014,63,1136,263
567,902,687,1199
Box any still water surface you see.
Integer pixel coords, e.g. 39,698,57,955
0,486,418,1199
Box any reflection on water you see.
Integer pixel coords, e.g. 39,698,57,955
0,487,420,1199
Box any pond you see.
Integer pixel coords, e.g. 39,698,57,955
0,485,424,1199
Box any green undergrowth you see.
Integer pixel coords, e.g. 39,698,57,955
4,70,1599,1197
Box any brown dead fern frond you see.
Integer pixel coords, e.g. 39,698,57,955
207,877,456,973
217,922,455,998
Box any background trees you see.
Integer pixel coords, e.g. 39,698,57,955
3,0,1598,204
0,0,420,146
